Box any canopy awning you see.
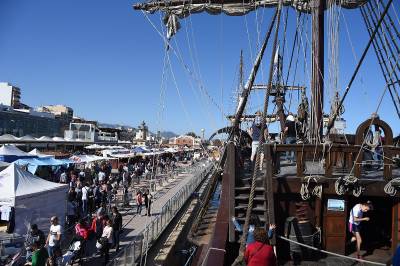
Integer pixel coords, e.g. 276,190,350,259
0,163,67,205
0,145,36,163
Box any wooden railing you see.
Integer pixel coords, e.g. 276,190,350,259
269,143,400,181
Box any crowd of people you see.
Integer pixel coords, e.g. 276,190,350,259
23,153,193,266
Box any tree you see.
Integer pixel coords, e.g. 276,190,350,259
186,132,199,138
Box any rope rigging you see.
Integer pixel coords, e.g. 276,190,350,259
326,0,395,136
232,3,283,265
360,0,400,119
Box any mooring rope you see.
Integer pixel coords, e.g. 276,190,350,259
278,235,386,266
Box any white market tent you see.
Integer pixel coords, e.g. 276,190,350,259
28,149,54,158
0,145,36,163
0,164,68,235
70,154,105,163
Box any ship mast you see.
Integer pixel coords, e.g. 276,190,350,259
311,0,324,143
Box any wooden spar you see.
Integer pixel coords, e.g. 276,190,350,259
229,10,278,140
310,0,324,142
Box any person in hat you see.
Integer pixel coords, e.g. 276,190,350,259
248,111,269,163
283,113,297,163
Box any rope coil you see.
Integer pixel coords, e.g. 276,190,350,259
384,177,400,196
334,175,364,197
300,176,323,200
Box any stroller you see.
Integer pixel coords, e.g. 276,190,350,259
62,238,85,265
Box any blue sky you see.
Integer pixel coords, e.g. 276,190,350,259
0,0,399,137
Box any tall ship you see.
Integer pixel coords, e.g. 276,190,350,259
134,0,400,264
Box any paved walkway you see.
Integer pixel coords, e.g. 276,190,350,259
84,159,211,265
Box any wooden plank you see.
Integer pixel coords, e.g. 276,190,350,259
296,150,305,177
392,200,399,254
384,148,392,181
226,142,236,243
202,162,231,266
264,144,276,245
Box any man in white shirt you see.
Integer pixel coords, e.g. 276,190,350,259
98,171,106,182
81,183,89,217
59,171,67,183
101,219,113,264
46,216,62,259
348,202,372,259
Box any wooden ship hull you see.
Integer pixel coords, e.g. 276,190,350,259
188,135,400,265
134,0,400,264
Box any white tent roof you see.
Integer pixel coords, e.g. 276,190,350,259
28,149,54,158
0,161,10,168
0,145,34,157
0,164,67,204
0,134,18,141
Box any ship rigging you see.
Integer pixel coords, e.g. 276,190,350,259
134,0,400,265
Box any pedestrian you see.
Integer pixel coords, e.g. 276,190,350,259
101,219,113,264
66,199,77,231
143,190,152,216
247,111,267,163
59,171,67,184
45,216,62,260
111,207,122,252
244,227,276,266
25,224,46,262
283,113,297,163
81,182,90,217
136,191,143,215
91,210,105,241
349,201,373,259
30,241,49,266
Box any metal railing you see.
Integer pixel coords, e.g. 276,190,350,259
109,161,213,266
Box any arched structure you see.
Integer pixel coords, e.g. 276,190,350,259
208,126,252,146
355,117,393,145
354,117,393,179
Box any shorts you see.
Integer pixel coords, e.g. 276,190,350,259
349,223,360,233
251,141,260,161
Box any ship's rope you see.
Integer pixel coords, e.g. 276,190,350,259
232,4,283,266
181,18,219,130
139,12,224,264
142,10,227,118
277,235,386,266
140,20,170,265
384,177,400,196
342,11,373,114
285,12,304,112
370,0,400,113
334,49,400,197
300,175,323,200
327,0,342,118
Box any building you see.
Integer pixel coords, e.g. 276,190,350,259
0,106,62,137
0,83,21,108
37,105,73,121
135,121,148,141
169,135,202,148
64,122,119,143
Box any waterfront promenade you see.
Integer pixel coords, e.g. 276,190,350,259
86,159,213,265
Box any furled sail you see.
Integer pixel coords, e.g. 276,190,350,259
134,0,368,17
